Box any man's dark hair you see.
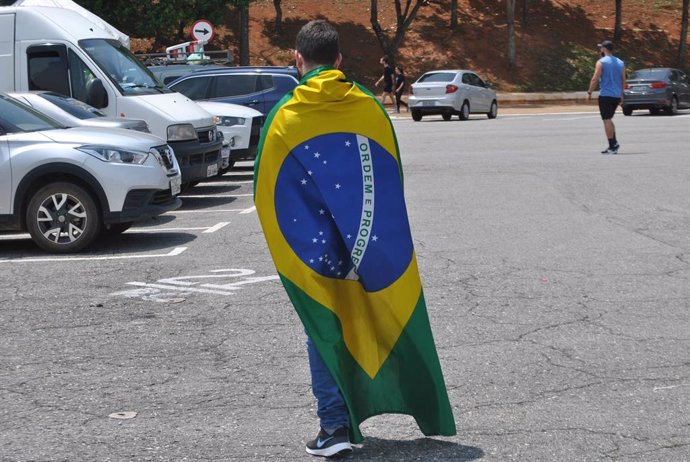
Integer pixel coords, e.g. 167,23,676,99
296,20,340,65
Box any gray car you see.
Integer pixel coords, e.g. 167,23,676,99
622,68,690,116
0,92,181,253
8,91,150,132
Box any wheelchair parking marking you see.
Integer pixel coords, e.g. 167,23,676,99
110,268,279,301
1,246,187,263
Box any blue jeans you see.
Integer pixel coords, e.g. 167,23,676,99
306,336,349,431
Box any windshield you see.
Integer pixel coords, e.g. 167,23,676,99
418,72,457,83
40,93,105,119
629,69,670,80
0,94,64,133
79,39,169,95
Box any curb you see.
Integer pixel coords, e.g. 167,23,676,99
497,91,598,106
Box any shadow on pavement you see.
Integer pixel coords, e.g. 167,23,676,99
356,437,484,461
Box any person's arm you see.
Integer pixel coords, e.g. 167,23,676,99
620,65,626,105
396,79,404,93
375,74,383,86
587,60,603,100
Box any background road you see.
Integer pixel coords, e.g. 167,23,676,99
1,109,689,461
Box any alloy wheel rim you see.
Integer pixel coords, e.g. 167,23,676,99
36,193,88,244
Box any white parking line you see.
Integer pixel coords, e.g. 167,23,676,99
180,193,254,198
203,222,230,233
240,206,256,214
167,209,248,214
202,179,254,185
0,246,187,263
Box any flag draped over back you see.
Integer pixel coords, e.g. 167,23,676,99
254,66,456,443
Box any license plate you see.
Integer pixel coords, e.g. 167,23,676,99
207,163,218,177
422,101,434,106
170,176,181,196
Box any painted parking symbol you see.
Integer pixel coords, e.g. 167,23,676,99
110,268,279,302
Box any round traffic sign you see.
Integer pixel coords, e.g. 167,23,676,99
191,19,215,43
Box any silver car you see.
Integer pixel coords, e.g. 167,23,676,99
409,70,498,121
0,92,181,253
8,91,150,132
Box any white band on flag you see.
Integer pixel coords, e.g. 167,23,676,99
346,135,375,280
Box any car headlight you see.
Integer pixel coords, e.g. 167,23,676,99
218,116,246,126
77,145,149,164
167,123,198,141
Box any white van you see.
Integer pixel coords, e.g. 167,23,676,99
0,4,222,185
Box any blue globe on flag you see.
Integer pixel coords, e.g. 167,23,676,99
275,132,414,292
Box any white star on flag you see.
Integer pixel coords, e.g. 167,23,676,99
319,231,324,235
335,184,341,189
319,209,325,215
308,170,313,175
347,234,352,239
312,237,318,243
314,152,320,158
372,235,379,241
305,145,310,150
300,179,307,185
345,140,351,147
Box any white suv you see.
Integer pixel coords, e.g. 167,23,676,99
0,93,182,253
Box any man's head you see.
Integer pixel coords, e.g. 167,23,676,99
597,40,613,55
294,20,341,74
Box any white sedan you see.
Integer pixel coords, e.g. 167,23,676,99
408,70,498,121
195,101,264,173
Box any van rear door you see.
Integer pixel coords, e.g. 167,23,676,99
0,13,14,90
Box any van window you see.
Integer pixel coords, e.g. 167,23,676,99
215,75,258,97
68,49,97,103
28,47,70,96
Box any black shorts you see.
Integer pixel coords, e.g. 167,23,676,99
598,96,621,120
383,84,393,93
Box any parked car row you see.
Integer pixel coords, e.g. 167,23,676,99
622,68,690,116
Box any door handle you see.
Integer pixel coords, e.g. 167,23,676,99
247,99,260,105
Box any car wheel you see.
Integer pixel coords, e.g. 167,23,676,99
411,109,422,122
487,100,498,119
442,111,452,121
26,182,101,253
649,108,660,115
622,106,633,116
665,96,678,115
459,101,470,121
102,222,133,236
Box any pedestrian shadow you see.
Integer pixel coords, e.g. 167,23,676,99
355,437,483,461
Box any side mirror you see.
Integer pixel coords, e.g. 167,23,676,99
86,78,108,109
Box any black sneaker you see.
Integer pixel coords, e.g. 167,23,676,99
601,144,619,155
305,427,352,458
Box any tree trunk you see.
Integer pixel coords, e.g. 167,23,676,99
239,6,250,65
521,0,529,26
680,0,689,67
450,0,458,30
614,0,622,41
370,0,426,68
507,0,516,69
273,0,283,34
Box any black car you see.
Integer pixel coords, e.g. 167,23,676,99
168,66,300,116
623,68,690,116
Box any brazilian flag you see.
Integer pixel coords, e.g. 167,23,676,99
254,66,456,443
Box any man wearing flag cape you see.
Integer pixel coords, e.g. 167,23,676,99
254,20,456,458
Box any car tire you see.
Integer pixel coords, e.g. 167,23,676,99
411,109,422,122
442,111,452,121
665,96,678,115
459,101,470,121
487,100,498,119
622,106,633,116
26,182,101,253
102,222,133,236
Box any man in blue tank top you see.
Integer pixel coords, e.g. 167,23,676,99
587,40,626,154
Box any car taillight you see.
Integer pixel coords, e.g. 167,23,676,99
446,84,458,94
624,83,630,89
409,86,414,95
649,81,668,89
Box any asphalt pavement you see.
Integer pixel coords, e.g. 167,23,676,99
1,108,689,461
